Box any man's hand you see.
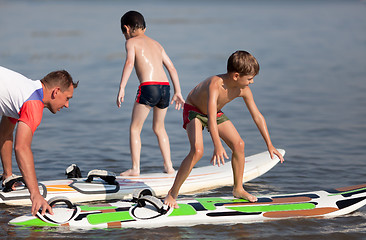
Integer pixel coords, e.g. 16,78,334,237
31,193,53,216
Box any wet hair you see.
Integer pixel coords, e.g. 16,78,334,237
120,11,146,34
41,70,78,91
227,51,260,76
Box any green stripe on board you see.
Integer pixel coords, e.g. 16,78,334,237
87,211,134,225
169,204,197,216
11,218,58,227
328,187,366,197
196,198,249,210
227,203,315,213
79,206,118,211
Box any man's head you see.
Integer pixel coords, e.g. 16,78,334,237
120,11,146,34
227,51,260,77
41,70,78,114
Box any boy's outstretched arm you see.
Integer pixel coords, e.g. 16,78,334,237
116,40,135,108
243,89,284,163
207,80,229,166
162,49,185,110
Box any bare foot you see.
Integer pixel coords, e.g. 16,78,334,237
164,166,175,174
233,189,258,202
120,169,140,176
164,192,179,208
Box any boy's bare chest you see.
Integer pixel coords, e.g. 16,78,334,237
217,87,242,103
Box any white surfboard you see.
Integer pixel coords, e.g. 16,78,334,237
9,182,366,229
1,149,284,206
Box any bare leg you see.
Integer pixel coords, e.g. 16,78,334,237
120,103,151,176
218,121,257,202
0,116,16,180
164,119,204,208
152,107,174,174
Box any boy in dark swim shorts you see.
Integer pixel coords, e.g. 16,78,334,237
136,81,170,109
116,11,185,176
165,51,284,208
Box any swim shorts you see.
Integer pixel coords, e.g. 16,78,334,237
135,81,170,109
183,103,229,129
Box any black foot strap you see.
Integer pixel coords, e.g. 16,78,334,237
2,174,25,192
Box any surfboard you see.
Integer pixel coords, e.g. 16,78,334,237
9,183,366,229
1,149,284,206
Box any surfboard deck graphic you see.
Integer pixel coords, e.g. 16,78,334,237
9,183,366,229
1,150,284,206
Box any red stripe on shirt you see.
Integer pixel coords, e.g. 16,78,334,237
18,100,44,135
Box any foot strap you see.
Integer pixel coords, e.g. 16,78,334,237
65,164,82,178
2,174,24,192
132,188,154,201
136,195,169,215
36,197,79,225
85,170,117,185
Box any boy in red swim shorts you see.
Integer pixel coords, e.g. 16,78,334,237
165,51,284,208
116,11,185,176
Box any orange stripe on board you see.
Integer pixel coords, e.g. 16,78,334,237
46,185,75,192
122,172,217,181
263,207,338,218
101,209,116,213
270,197,312,204
108,221,122,228
223,197,312,206
335,183,366,192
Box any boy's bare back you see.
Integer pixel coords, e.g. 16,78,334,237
126,34,170,83
186,74,251,114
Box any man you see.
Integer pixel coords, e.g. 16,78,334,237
0,66,78,215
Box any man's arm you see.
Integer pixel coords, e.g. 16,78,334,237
14,121,53,215
117,40,135,107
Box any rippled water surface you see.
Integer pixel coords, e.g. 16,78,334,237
1,0,366,239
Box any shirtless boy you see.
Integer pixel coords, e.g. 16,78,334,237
165,51,284,208
116,11,185,176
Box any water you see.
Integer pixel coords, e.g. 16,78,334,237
1,0,366,238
